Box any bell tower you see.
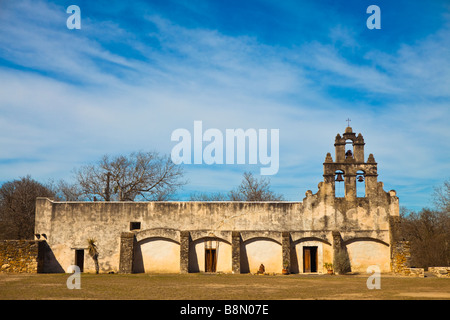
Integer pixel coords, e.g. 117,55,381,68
322,124,378,200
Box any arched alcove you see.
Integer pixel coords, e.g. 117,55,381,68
344,238,390,272
240,237,282,274
133,237,180,273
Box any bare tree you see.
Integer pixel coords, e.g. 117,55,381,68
189,192,228,201
229,172,284,201
0,176,55,239
190,172,284,201
74,151,185,201
46,178,83,201
400,207,450,268
433,178,450,213
55,179,83,201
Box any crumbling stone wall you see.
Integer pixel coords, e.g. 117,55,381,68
0,240,45,273
391,241,411,274
391,240,424,277
428,267,450,278
119,232,135,274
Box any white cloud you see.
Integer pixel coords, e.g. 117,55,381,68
0,1,448,210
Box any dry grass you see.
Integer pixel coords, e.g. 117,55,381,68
0,272,449,300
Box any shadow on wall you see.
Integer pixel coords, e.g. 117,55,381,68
240,243,250,273
334,247,352,274
133,239,144,273
188,241,200,273
41,241,65,273
290,244,300,273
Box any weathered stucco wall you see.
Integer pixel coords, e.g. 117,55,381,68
35,189,398,274
34,127,400,275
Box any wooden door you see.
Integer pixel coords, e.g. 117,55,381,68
303,247,311,272
303,247,318,273
205,249,217,272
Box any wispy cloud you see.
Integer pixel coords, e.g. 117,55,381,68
0,0,449,211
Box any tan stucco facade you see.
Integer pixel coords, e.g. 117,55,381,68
34,127,400,274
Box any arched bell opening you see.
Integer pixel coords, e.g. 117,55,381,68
345,139,354,159
356,170,365,197
335,170,345,197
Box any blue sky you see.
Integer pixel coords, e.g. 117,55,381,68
0,0,449,211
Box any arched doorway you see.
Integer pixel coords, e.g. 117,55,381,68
189,237,231,273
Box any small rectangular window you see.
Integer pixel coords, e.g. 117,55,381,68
130,222,141,230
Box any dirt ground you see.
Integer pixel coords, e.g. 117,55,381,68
0,272,449,300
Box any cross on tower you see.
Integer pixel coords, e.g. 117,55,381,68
346,118,351,127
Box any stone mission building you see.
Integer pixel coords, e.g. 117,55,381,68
34,126,401,274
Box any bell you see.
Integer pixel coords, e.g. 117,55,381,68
335,173,344,182
357,175,364,182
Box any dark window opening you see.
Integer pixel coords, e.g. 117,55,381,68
130,222,141,230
